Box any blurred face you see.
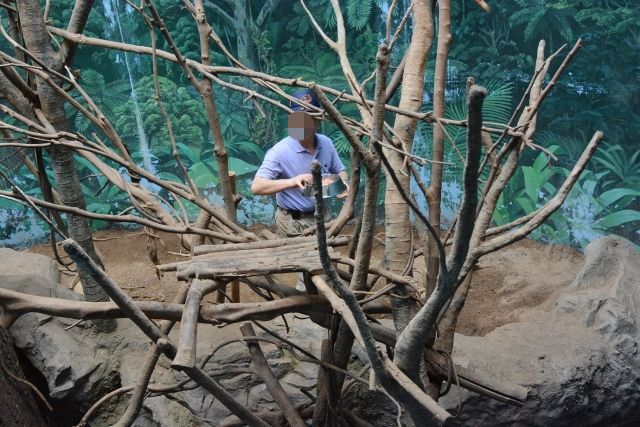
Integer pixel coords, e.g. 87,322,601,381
288,112,316,141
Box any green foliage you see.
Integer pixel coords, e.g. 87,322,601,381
493,150,640,247
65,69,131,134
416,80,515,181
113,76,208,157
510,0,576,46
172,16,201,61
346,0,373,30
6,0,638,248
281,52,349,90
592,144,640,190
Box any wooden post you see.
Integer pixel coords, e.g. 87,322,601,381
229,171,240,303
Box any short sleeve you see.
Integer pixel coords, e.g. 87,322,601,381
329,141,345,174
255,148,282,180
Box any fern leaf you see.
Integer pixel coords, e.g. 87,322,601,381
346,0,372,31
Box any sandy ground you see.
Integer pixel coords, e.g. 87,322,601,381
27,227,584,336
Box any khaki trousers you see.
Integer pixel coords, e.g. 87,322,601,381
275,207,327,290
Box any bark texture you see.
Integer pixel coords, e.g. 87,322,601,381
425,0,452,296
0,327,48,427
384,0,434,333
16,0,115,331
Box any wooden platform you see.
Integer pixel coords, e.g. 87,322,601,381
165,236,345,282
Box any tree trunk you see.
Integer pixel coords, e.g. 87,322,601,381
190,0,237,246
16,0,116,332
233,0,259,70
0,327,49,427
384,0,434,334
425,0,451,298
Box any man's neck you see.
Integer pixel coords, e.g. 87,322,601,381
299,134,315,151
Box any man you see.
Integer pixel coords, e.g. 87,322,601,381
251,89,348,288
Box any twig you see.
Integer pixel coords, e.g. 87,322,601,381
388,2,414,51
0,358,53,412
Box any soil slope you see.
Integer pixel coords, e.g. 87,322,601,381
27,228,584,336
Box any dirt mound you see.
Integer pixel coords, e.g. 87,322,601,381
27,228,584,338
458,238,583,336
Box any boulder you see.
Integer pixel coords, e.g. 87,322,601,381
0,248,67,298
0,246,324,426
0,249,149,422
439,236,640,426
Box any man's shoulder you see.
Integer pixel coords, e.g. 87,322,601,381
264,137,293,158
269,136,297,152
316,133,336,151
316,133,333,144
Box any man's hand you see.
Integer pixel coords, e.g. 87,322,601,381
336,182,350,199
290,173,313,189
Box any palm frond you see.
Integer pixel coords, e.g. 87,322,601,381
346,0,373,30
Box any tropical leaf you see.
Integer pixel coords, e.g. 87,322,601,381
228,157,259,176
346,0,372,30
598,188,640,208
598,209,640,228
188,162,218,188
176,142,200,164
442,80,514,170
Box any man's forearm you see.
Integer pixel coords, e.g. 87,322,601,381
251,177,294,195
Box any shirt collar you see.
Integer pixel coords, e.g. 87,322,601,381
293,134,321,154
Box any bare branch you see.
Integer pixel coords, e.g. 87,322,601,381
60,0,94,64
45,26,521,138
299,0,336,48
477,131,604,256
310,83,370,161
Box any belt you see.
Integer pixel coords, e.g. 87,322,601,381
278,206,315,220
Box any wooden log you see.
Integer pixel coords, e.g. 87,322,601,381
260,229,279,240
193,236,313,255
176,253,341,281
0,287,391,329
192,235,350,256
172,279,221,369
159,244,335,273
192,242,328,265
240,323,305,427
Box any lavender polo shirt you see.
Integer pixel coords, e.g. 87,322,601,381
255,134,345,212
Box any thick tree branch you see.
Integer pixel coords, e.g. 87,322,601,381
311,161,449,424
393,85,487,381
62,238,271,427
240,323,306,427
60,0,94,64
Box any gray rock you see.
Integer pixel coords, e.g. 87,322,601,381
0,247,73,299
440,236,640,426
0,250,184,424
11,314,146,401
